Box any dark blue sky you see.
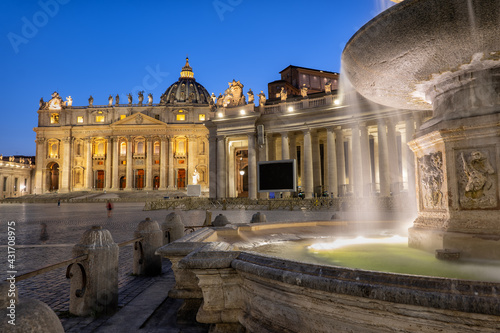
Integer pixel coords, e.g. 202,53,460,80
0,0,393,156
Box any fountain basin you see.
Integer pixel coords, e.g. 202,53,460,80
157,222,500,332
341,0,500,116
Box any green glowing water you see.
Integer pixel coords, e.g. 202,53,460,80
250,239,500,282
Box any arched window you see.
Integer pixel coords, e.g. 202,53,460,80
154,141,160,155
137,141,144,154
120,142,127,156
97,142,104,155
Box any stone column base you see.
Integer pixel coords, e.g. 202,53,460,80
408,227,500,260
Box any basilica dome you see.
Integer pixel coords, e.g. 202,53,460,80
160,58,210,105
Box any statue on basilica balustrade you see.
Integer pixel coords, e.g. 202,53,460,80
108,95,113,106
148,93,153,106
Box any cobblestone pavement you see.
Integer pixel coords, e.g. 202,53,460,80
0,202,210,332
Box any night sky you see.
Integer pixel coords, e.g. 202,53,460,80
0,0,394,156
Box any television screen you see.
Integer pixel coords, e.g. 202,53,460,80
257,159,297,192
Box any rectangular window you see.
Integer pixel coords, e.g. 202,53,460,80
120,114,126,120
176,114,185,121
198,114,206,121
50,113,59,124
155,114,160,120
3,177,7,192
154,160,160,165
121,160,126,165
77,116,84,123
96,115,105,123
14,178,18,191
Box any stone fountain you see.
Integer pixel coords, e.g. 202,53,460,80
156,1,500,332
342,0,500,259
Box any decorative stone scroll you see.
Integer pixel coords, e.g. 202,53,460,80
457,149,497,209
418,151,444,210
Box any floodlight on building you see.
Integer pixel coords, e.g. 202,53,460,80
217,112,223,118
239,169,245,176
288,106,293,112
334,99,340,105
240,109,245,115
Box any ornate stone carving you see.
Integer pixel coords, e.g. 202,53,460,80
88,95,93,107
220,79,246,107
147,93,153,106
39,97,45,109
325,81,332,94
127,93,133,105
108,95,113,106
65,96,73,107
418,151,444,210
258,90,266,106
115,94,120,106
247,89,254,103
457,150,497,209
45,92,64,110
135,114,144,124
280,87,287,101
301,85,308,97
138,91,144,106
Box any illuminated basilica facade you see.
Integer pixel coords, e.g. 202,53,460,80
34,59,424,199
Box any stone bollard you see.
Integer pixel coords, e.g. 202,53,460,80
162,212,185,245
204,210,212,226
69,225,119,316
134,217,162,276
0,282,64,333
213,214,230,226
250,212,267,223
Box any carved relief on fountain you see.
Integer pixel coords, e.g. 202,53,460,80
457,149,497,210
418,151,445,210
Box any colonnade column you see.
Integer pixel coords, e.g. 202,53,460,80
351,124,363,197
209,135,217,198
334,127,346,196
267,134,276,161
326,128,338,198
311,131,321,195
145,138,153,190
216,135,226,198
168,136,175,189
105,137,112,189
247,133,257,199
360,124,371,196
302,129,313,199
386,120,400,193
111,137,119,190
281,132,290,197
405,116,416,202
85,138,93,190
159,136,167,190
378,120,390,196
34,138,45,194
61,136,72,193
126,136,133,190
289,134,297,161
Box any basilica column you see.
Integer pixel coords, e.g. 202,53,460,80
105,137,112,189
145,138,153,190
34,138,46,194
257,134,268,199
209,135,217,198
111,137,119,190
60,136,72,193
378,120,390,196
360,124,371,196
159,136,167,190
228,143,235,197
351,124,363,197
126,136,133,190
187,135,197,185
168,136,175,189
85,138,93,190
216,135,226,198
335,127,346,196
247,132,257,199
302,129,314,199
289,133,297,160
326,128,338,198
